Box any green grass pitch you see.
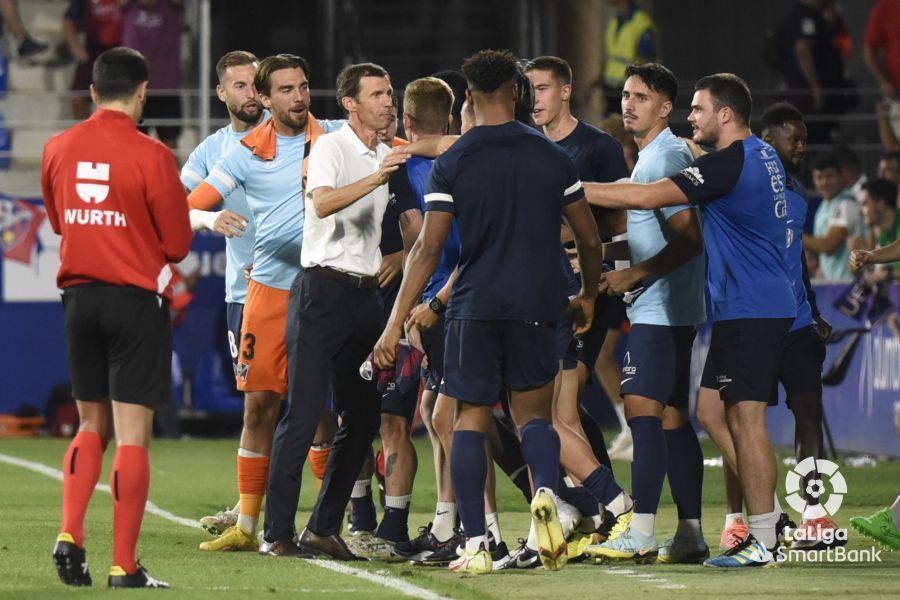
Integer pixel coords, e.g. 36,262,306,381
0,436,898,598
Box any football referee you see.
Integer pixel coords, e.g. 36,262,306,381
42,47,191,589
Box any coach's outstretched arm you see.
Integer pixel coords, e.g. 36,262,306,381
583,178,688,211
374,211,454,369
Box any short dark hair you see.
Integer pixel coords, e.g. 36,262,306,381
624,62,678,102
462,49,519,94
862,178,898,207
216,50,259,83
695,73,752,126
812,152,841,173
515,62,535,126
92,47,149,102
760,101,804,135
335,62,390,108
524,56,573,86
432,70,467,129
254,54,310,97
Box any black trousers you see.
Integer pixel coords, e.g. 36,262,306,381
263,268,383,540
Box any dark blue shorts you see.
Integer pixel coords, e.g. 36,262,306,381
443,318,559,406
772,324,826,406
380,381,420,422
226,302,244,378
703,318,793,403
555,310,586,371
620,324,695,407
420,313,446,393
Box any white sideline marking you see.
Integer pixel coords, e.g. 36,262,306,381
0,452,446,600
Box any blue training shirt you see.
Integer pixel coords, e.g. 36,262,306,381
627,127,706,326
204,119,344,291
669,135,796,322
405,155,461,300
180,114,270,304
424,120,585,322
786,177,814,332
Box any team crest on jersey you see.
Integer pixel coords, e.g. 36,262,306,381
0,196,45,265
681,166,705,186
236,361,250,383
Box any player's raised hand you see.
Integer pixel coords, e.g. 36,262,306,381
849,249,872,273
569,294,594,334
213,210,248,238
373,151,410,186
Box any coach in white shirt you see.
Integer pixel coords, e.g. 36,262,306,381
263,62,410,560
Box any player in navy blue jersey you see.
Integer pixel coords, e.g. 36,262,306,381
374,49,605,575
584,73,796,568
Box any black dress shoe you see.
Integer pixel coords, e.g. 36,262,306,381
259,537,314,558
299,528,364,561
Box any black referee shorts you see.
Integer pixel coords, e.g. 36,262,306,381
62,283,172,407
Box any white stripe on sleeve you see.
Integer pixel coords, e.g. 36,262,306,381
564,180,583,197
424,192,454,204
210,167,237,193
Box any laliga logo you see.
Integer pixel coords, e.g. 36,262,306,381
785,457,847,518
76,162,110,204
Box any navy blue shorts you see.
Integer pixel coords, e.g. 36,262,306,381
620,324,695,408
773,324,826,406
555,310,586,371
420,313,446,393
381,381,420,422
443,318,559,406
226,302,244,378
704,318,792,403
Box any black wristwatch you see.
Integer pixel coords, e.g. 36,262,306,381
428,296,446,315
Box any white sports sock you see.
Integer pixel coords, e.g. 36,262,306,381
630,512,655,537
526,521,538,551
385,495,411,510
724,512,743,528
802,504,819,521
891,495,900,530
236,514,257,535
614,403,628,432
606,492,633,517
432,502,457,542
465,534,488,554
351,479,370,499
237,447,267,458
486,512,502,544
748,510,779,549
676,518,702,540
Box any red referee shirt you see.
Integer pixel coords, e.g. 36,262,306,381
41,108,192,300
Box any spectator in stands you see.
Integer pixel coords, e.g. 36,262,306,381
121,0,183,150
834,145,866,201
803,152,862,280
0,0,51,62
863,0,900,101
854,178,900,262
599,0,659,115
63,0,123,120
878,150,900,183
775,0,856,144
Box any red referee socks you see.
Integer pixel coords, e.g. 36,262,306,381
112,445,149,574
60,431,105,548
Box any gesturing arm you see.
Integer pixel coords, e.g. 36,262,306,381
584,178,689,210
311,152,410,218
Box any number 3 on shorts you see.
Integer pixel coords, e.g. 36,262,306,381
242,332,256,361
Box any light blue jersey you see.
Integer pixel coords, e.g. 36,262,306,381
626,127,706,326
181,113,269,303
204,119,343,291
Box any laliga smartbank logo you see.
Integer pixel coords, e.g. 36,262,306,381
776,457,882,564
785,457,846,517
